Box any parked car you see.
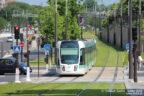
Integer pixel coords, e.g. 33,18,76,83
7,36,13,42
0,58,32,75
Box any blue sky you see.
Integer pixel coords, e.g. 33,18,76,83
16,0,48,6
16,0,120,6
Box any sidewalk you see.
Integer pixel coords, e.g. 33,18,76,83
124,67,144,96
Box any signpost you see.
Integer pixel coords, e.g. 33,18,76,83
13,46,21,54
126,41,135,52
19,42,24,48
37,37,42,77
19,42,24,62
126,44,130,52
14,26,20,83
44,44,50,51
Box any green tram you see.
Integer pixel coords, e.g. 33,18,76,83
56,39,96,75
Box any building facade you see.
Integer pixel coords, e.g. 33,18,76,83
0,0,16,9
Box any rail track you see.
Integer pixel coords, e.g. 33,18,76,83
108,51,119,96
77,48,110,96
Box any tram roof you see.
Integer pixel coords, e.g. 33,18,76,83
78,39,96,47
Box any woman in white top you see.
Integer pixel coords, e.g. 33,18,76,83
137,51,143,70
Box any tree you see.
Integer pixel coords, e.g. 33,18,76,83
0,2,42,27
39,0,84,46
0,17,7,31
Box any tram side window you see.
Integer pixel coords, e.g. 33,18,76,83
80,49,85,65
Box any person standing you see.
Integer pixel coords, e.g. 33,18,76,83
138,52,143,70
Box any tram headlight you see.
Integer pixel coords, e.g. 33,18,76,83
74,65,78,71
61,65,65,71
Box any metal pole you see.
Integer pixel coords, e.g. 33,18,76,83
107,13,109,43
1,42,3,58
85,1,87,32
50,39,53,68
65,0,68,40
99,0,102,39
81,26,83,39
129,0,133,79
55,0,58,65
139,0,141,52
133,43,137,82
38,42,40,78
20,34,23,62
26,27,31,81
15,39,20,83
99,4,101,32
95,0,97,36
21,47,23,62
120,3,123,48
46,34,49,71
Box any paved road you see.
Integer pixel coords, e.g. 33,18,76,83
0,31,45,62
0,32,13,58
0,66,46,83
0,67,124,83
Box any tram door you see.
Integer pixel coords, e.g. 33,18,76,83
80,49,85,65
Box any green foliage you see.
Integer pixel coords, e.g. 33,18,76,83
102,0,144,28
0,17,7,31
39,0,84,45
0,2,42,27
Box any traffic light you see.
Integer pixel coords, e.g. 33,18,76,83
132,27,137,41
14,26,20,39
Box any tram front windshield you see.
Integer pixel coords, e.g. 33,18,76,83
60,41,79,64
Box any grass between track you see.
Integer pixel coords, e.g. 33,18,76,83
0,83,129,96
83,31,128,67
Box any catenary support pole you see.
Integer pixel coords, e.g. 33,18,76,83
129,0,133,79
26,26,31,81
55,0,58,65
139,0,142,52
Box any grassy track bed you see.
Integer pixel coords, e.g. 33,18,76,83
81,83,129,96
0,83,128,96
83,31,127,67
